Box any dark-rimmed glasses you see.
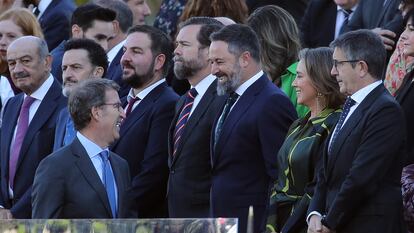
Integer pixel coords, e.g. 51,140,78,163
101,102,123,111
333,59,360,70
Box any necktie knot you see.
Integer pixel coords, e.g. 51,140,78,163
188,88,198,99
342,9,353,17
125,96,140,117
22,96,36,109
344,96,356,109
99,150,109,161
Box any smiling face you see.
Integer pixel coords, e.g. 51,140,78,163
62,49,101,97
7,38,51,95
0,20,24,61
401,17,414,56
209,40,242,95
293,59,318,107
173,24,208,80
100,88,125,146
121,31,156,89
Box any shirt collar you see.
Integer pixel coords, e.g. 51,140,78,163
127,79,165,102
76,132,108,159
38,0,53,16
350,80,382,104
235,70,264,96
107,40,126,64
25,74,54,101
192,74,216,98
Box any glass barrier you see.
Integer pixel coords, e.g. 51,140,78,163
0,218,238,233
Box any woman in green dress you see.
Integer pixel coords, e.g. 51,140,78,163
266,47,345,233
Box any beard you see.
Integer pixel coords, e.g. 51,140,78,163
216,63,242,96
122,60,155,89
173,55,206,80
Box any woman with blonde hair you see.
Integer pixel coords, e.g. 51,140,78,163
0,7,43,115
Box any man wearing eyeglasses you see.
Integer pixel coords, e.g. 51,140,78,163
307,29,406,233
32,78,135,218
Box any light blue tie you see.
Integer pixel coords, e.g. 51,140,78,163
63,117,76,146
99,150,117,218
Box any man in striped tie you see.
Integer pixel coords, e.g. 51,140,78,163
167,17,225,218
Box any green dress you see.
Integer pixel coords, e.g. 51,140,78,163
266,108,341,233
280,62,309,118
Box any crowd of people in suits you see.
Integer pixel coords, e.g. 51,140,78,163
0,0,414,233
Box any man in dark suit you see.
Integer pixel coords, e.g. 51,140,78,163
32,78,133,218
53,38,108,151
50,3,116,83
346,0,403,51
0,36,66,218
307,30,406,233
167,17,224,218
95,0,134,99
300,0,358,48
34,0,76,51
208,24,297,233
111,25,178,218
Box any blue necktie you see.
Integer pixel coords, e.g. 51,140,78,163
328,97,356,155
214,92,239,148
173,88,198,156
99,150,117,218
63,117,76,146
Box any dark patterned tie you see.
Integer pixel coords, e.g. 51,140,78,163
173,88,198,156
125,96,140,117
99,150,117,218
328,96,356,155
214,92,239,148
339,9,353,34
9,96,36,188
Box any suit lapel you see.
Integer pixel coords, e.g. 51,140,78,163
326,85,385,176
107,49,123,81
72,138,113,217
16,80,62,169
171,80,217,166
375,0,391,27
213,75,267,164
396,71,414,103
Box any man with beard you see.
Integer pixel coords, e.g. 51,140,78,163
167,17,224,218
208,24,297,233
0,36,66,218
53,38,108,151
111,25,179,218
32,78,134,219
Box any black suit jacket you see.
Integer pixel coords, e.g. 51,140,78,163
167,79,225,218
38,0,75,51
111,82,179,218
300,0,337,48
396,71,414,165
107,48,130,99
210,74,297,233
32,138,133,218
0,79,66,218
309,84,406,232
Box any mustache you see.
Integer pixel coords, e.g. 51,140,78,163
121,61,134,70
14,71,30,79
173,56,184,63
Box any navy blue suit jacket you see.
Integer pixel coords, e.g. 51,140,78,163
38,0,75,51
50,40,65,83
111,82,178,218
210,74,297,233
309,85,406,232
107,48,130,99
0,79,66,218
53,107,70,152
32,138,134,218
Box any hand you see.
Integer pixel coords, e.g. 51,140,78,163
372,28,396,50
0,208,13,219
307,215,322,233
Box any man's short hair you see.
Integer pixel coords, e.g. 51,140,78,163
71,3,116,32
94,0,133,33
210,24,261,62
64,38,109,77
128,25,173,77
69,79,119,131
330,29,386,80
178,17,224,48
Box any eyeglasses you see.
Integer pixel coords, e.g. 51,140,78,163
333,59,360,70
101,102,123,112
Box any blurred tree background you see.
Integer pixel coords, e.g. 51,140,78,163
74,0,162,24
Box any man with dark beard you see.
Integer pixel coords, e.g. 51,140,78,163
208,24,297,233
167,17,224,218
111,25,179,218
